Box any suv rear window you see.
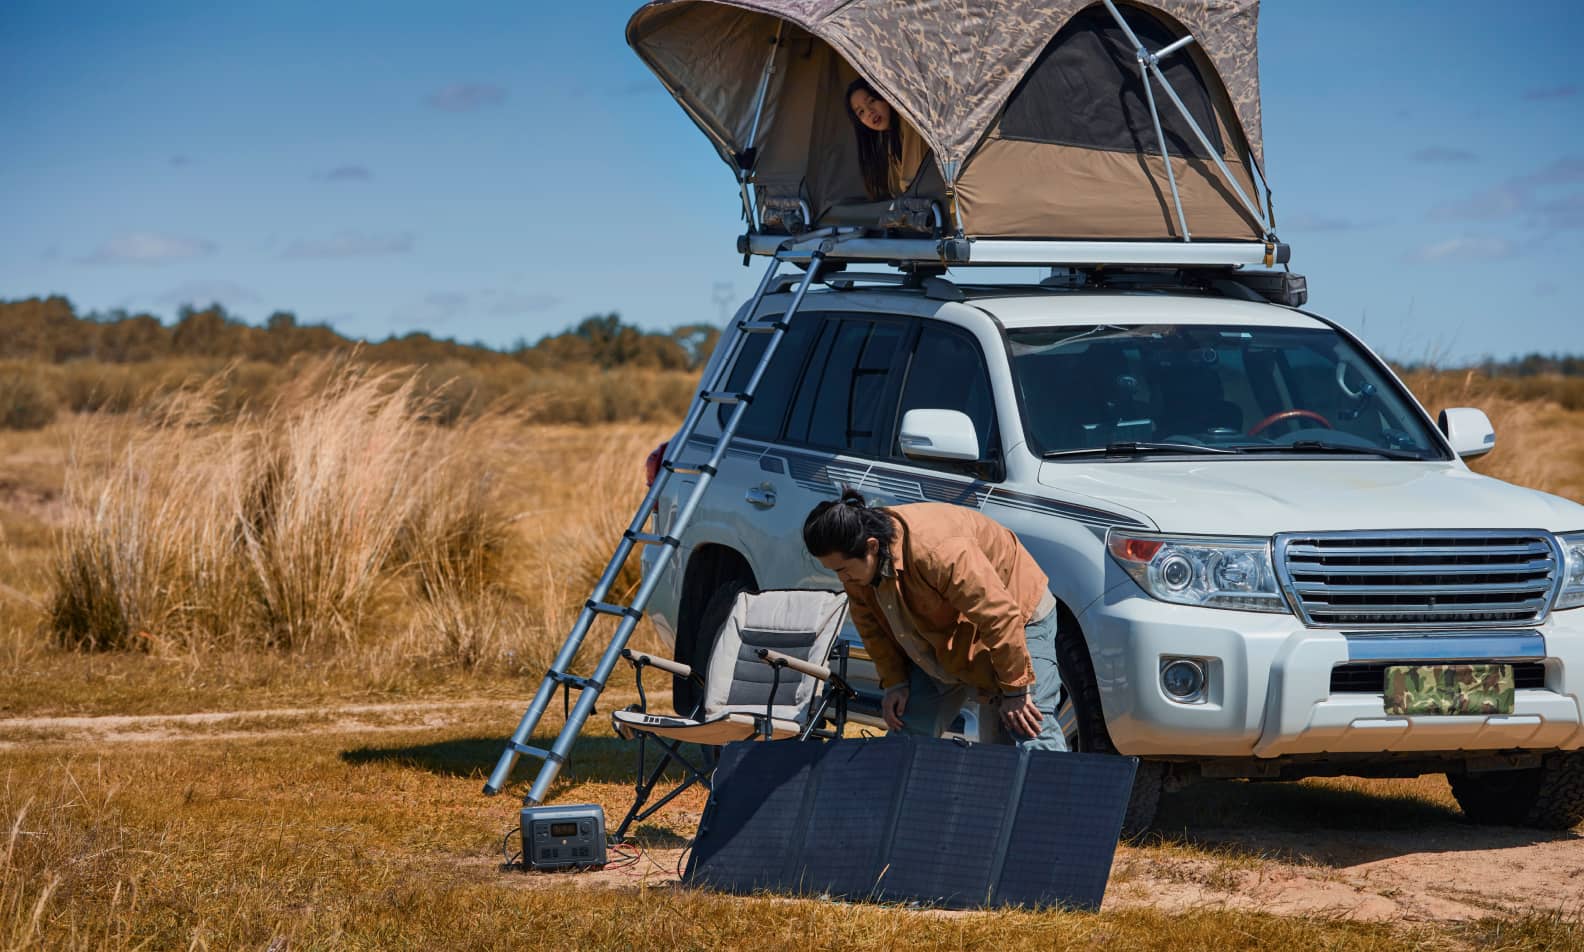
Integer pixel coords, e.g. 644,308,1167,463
785,317,908,455
715,314,821,440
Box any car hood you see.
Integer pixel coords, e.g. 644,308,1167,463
1036,459,1584,536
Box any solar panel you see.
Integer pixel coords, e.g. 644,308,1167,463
685,735,1137,910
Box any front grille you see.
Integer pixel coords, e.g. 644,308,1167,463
1330,661,1547,693
1277,531,1559,628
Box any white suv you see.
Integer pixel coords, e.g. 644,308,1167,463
639,270,1584,831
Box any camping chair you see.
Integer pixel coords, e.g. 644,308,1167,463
609,589,853,843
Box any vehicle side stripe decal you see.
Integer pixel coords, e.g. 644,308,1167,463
682,437,1146,528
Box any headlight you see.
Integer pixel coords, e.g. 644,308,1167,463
1107,531,1290,613
1556,531,1584,610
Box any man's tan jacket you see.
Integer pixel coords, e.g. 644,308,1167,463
839,503,1051,699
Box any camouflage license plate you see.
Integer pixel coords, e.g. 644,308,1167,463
1383,664,1515,716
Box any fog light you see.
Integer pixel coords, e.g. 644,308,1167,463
1161,658,1206,701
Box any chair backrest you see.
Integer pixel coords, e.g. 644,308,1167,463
701,589,849,723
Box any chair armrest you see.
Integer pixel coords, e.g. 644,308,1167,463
623,649,692,679
757,648,830,681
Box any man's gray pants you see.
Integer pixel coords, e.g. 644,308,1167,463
894,609,1069,752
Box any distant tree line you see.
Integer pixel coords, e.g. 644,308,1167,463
0,296,722,371
1471,354,1584,378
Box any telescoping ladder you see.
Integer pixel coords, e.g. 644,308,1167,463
483,249,828,804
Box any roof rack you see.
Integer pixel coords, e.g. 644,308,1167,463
741,228,1289,269
764,253,1309,307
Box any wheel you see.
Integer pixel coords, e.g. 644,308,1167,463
1053,608,1164,839
672,578,749,714
1447,753,1584,830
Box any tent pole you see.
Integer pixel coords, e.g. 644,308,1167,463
1137,52,1190,242
739,23,785,232
1101,0,1272,237
1144,58,1270,235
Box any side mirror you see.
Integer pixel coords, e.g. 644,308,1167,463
899,409,981,462
1438,407,1496,459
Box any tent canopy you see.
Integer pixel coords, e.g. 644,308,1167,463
628,0,1274,244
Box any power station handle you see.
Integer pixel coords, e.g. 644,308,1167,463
757,648,830,681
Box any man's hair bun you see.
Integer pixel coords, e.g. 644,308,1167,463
803,484,894,560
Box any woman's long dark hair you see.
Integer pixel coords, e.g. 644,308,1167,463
803,487,895,559
845,78,901,202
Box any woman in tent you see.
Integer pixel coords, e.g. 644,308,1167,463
845,78,930,201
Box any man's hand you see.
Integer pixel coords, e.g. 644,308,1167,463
882,686,909,732
998,692,1043,739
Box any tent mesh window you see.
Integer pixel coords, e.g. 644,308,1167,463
997,5,1223,161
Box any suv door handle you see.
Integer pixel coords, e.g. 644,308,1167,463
745,486,777,509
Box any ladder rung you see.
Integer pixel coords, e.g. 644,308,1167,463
665,462,717,477
550,670,604,692
624,529,681,547
701,390,752,406
737,319,788,334
508,741,556,761
587,599,642,620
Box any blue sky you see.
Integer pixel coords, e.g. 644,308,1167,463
2,1,1579,362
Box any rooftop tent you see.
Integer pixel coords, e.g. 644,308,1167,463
628,0,1276,249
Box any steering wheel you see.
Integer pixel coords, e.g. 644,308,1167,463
1249,408,1334,437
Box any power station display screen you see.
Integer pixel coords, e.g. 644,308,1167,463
548,822,579,837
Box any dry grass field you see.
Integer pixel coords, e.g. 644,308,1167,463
2,362,1582,950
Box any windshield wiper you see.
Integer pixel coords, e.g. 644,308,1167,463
1233,440,1428,461
1043,441,1240,459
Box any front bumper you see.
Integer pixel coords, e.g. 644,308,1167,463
1081,586,1584,759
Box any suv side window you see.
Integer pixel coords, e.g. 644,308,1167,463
894,322,998,465
784,317,908,456
715,313,821,440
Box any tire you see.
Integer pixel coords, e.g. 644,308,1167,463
1053,607,1164,839
1448,753,1584,830
672,577,750,714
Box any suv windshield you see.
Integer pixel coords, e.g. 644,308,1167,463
1007,324,1445,459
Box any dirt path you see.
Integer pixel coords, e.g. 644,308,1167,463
6,701,1580,924
504,829,1583,924
1104,828,1584,922
0,698,533,748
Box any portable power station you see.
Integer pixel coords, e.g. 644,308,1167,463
519,803,607,871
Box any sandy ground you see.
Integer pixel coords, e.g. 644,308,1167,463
516,834,1584,924
5,701,1581,924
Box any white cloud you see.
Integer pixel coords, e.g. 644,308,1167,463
481,289,559,316
1533,192,1584,230
1512,156,1584,188
1427,156,1584,225
1523,84,1577,101
1404,236,1516,263
394,291,469,327
1282,213,1377,232
1427,185,1525,222
425,83,508,112
1411,146,1476,163
318,165,373,182
154,279,259,309
79,232,217,265
282,233,413,259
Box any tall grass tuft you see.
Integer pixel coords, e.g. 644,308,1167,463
0,362,59,431
46,363,525,660
1403,367,1583,501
